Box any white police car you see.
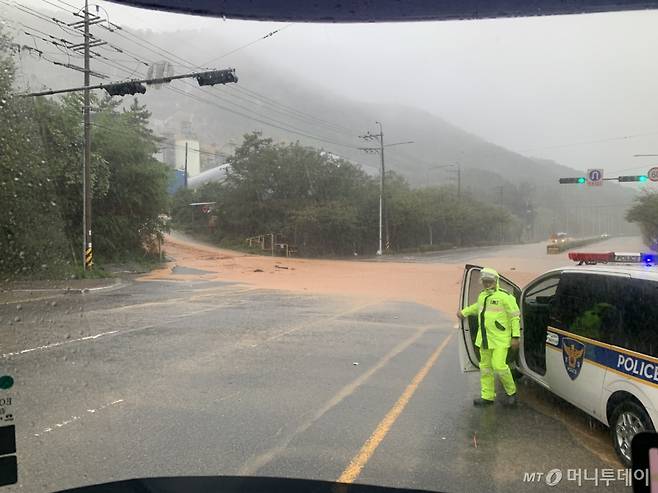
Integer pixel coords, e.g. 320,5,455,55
458,252,658,466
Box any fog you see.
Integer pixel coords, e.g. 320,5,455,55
15,0,658,178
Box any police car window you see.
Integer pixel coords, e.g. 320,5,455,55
499,279,518,299
524,277,559,302
551,273,624,342
617,279,658,357
467,270,518,304
522,274,560,376
467,270,483,306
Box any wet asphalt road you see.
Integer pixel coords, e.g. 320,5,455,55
0,243,632,493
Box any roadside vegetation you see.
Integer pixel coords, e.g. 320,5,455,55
172,132,516,257
627,192,658,250
0,29,170,280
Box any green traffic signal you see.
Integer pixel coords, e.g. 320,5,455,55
559,177,586,184
619,175,649,182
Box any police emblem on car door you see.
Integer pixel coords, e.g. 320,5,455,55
562,338,585,380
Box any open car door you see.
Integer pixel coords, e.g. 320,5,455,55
458,264,522,372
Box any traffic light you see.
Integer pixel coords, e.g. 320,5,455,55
195,69,238,87
103,82,147,96
559,177,586,184
618,175,649,182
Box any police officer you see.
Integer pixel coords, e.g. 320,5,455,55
457,267,520,407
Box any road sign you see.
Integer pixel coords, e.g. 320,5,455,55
649,167,658,182
586,168,603,186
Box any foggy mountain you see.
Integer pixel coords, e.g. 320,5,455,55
5,7,639,239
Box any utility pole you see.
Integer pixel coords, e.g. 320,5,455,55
358,123,385,255
184,141,189,188
358,125,413,255
83,0,92,272
376,122,386,253
444,162,461,200
497,185,504,244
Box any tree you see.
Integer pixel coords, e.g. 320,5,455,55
172,132,524,257
0,28,70,278
91,98,170,260
626,192,658,250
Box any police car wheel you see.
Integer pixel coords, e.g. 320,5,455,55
610,401,654,467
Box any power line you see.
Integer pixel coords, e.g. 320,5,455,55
39,2,360,139
97,23,360,140
47,0,79,10
197,24,293,68
10,25,109,78
37,2,364,143
21,1,150,67
230,85,356,136
167,83,361,150
88,53,362,149
208,85,357,140
80,54,363,154
4,2,142,73
89,122,229,160
517,130,658,154
23,3,363,153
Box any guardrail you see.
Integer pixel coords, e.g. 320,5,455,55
546,236,609,254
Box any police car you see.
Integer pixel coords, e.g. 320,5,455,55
458,252,658,466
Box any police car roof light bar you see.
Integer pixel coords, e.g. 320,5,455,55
568,252,656,265
568,252,614,265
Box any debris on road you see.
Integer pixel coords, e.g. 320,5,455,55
353,362,359,366
275,265,289,270
253,269,264,273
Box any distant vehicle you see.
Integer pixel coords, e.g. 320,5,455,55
458,252,658,466
547,232,571,254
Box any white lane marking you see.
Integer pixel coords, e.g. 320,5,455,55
33,399,124,437
3,306,222,358
2,330,119,358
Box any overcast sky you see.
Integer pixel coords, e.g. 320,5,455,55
16,1,658,176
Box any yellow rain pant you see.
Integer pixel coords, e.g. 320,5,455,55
479,347,516,400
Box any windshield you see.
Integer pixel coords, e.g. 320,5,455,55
2,2,658,492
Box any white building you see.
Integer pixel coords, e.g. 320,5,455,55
175,139,201,178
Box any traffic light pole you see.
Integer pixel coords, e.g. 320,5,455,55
559,175,649,184
19,69,238,98
83,0,92,271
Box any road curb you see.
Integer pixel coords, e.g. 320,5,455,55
4,278,126,296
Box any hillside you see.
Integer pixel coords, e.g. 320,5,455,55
5,7,639,240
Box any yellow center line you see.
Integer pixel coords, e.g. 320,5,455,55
337,333,454,484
